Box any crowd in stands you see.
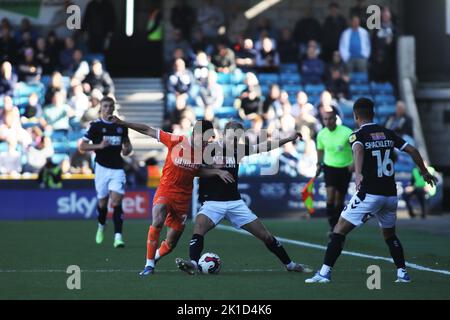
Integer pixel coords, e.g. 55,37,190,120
165,0,410,177
0,16,115,177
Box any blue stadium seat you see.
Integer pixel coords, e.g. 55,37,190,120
51,130,68,142
231,71,245,84
223,96,235,106
350,84,370,95
221,84,234,97
351,94,373,101
257,73,279,85
215,106,238,119
350,72,369,84
51,153,70,164
280,73,301,85
260,85,270,96
377,104,395,116
304,83,325,96
217,72,232,85
233,84,247,97
282,84,303,96
374,94,396,106
193,107,205,119
53,141,71,154
0,142,7,152
280,63,298,74
308,94,321,106
371,82,394,95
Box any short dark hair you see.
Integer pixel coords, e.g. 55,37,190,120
224,120,244,131
353,97,375,119
101,96,115,106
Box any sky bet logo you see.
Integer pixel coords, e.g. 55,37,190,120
56,192,149,219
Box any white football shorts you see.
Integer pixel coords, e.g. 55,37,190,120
198,199,258,229
94,162,126,199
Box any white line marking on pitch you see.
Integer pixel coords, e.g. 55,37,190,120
216,224,450,276
0,269,284,273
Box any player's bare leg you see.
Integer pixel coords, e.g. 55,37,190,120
110,191,125,248
155,227,183,262
95,197,109,244
140,203,167,276
306,217,355,283
241,219,312,273
382,227,410,282
176,213,215,275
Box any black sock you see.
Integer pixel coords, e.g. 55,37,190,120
113,205,124,234
326,203,338,229
324,233,346,267
97,205,107,225
265,236,292,265
385,235,406,269
190,234,204,262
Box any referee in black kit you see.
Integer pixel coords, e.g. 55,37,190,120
79,96,133,248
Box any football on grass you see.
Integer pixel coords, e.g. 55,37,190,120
198,253,222,274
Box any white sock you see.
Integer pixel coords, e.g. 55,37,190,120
98,223,105,230
146,259,155,268
397,268,407,277
155,249,160,261
190,260,198,268
320,265,332,275
286,261,296,270
114,233,122,241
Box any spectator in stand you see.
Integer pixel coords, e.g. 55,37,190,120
83,60,115,95
339,15,371,73
15,18,38,43
45,71,67,105
196,0,225,41
23,126,54,173
0,61,17,97
252,17,278,43
212,42,236,73
292,91,317,128
235,38,257,71
164,29,194,66
59,37,76,74
166,47,190,72
166,94,194,132
69,49,90,80
41,90,75,134
191,29,214,56
327,67,350,100
0,24,18,63
196,71,224,110
167,58,195,110
277,91,296,133
18,47,42,83
69,80,90,121
237,72,262,120
45,31,62,73
329,50,349,78
262,84,282,122
0,138,21,175
298,125,318,178
349,0,367,28
82,0,115,53
17,29,34,58
322,2,347,62
0,95,31,147
301,40,325,84
371,6,396,82
293,8,322,55
315,90,343,128
255,37,280,72
277,28,299,64
384,101,413,138
35,37,52,75
80,89,102,127
192,51,215,88
170,0,197,40
22,92,43,120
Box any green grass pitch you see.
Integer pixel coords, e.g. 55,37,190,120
1,219,449,300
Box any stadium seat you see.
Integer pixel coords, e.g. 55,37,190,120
51,153,70,164
221,84,234,97
280,63,298,74
223,96,235,106
280,73,301,85
304,83,325,96
50,130,68,142
193,107,205,119
260,85,270,96
233,84,247,97
282,84,303,96
215,106,238,119
350,84,370,95
377,104,395,116
257,73,279,85
350,72,369,84
374,94,396,105
217,72,232,85
231,71,245,84
371,82,394,95
351,94,373,101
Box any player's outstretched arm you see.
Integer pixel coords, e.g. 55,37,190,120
353,143,365,191
403,145,437,187
79,138,110,152
197,167,235,184
108,115,158,140
254,132,302,154
122,136,133,156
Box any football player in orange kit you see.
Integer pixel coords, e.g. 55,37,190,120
108,116,234,275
